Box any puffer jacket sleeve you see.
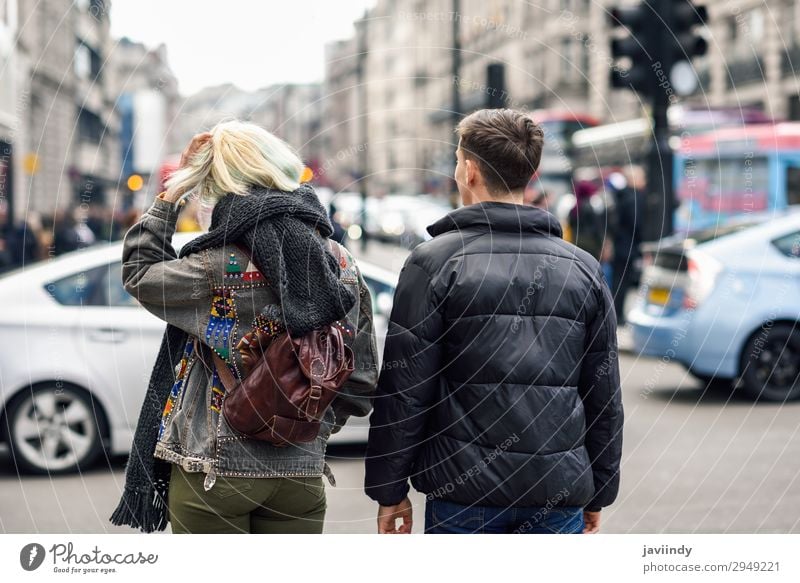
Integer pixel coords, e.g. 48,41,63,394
579,266,624,512
331,270,379,432
364,252,443,506
121,197,211,336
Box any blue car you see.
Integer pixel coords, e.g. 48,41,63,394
628,209,800,401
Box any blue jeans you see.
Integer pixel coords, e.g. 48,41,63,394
425,499,585,534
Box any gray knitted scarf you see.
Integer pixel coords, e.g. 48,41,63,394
110,183,355,532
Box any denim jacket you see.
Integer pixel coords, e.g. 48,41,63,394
122,197,378,489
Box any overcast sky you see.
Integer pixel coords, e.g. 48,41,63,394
110,0,376,95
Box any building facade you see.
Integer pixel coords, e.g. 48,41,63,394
1,0,122,223
320,0,800,194
109,36,180,206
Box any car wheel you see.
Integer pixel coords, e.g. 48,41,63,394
740,323,800,402
6,385,104,474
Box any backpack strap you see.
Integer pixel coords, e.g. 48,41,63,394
211,350,238,393
194,336,238,392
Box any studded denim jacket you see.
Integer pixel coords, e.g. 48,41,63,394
122,197,378,489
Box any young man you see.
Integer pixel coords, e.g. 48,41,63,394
364,108,623,534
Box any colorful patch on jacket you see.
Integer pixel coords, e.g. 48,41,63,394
333,319,355,338
253,310,286,338
337,246,359,284
159,339,195,439
242,259,265,282
205,289,237,360
223,251,265,285
209,368,225,413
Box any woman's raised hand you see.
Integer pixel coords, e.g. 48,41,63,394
179,132,212,169
161,132,213,203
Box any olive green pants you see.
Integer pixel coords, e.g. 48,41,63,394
168,464,326,534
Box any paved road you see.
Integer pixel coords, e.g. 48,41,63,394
2,353,798,534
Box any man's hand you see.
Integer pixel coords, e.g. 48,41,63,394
583,510,601,534
377,497,413,534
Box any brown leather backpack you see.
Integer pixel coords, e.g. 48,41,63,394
210,241,355,446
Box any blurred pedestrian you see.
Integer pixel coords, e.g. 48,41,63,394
0,201,12,272
524,186,551,211
120,207,141,234
73,207,97,247
328,202,348,246
608,168,644,325
10,212,44,266
365,109,623,535
86,204,112,242
569,179,614,284
111,121,377,534
52,210,82,256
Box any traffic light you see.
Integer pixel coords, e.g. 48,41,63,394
608,0,708,97
607,0,710,241
609,3,654,95
671,0,708,61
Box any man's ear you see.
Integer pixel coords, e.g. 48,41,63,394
465,158,478,186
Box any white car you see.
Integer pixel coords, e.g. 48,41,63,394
0,233,397,474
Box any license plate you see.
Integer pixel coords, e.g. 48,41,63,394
648,287,671,306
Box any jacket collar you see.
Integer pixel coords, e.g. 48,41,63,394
427,201,563,239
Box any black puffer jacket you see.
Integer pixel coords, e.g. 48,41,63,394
365,202,623,512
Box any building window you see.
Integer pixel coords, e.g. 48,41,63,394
76,0,106,20
560,0,588,14
789,95,800,121
561,38,571,79
531,49,546,90
74,43,91,80
77,108,104,143
75,40,103,81
89,0,106,20
728,8,765,55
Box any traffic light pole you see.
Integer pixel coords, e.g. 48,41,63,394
647,0,674,241
356,15,369,252
611,0,707,241
644,0,675,242
646,95,674,242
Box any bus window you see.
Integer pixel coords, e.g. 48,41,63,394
682,156,769,211
676,155,769,231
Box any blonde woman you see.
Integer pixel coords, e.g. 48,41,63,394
110,121,378,533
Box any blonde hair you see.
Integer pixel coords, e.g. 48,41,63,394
165,120,305,211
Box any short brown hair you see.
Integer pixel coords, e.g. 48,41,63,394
456,109,544,194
